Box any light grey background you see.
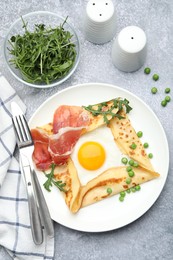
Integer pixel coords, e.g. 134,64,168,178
0,0,173,259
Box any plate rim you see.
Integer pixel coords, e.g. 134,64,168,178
29,82,170,232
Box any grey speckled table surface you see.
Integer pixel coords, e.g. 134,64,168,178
0,0,173,259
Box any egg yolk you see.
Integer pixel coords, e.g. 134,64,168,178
78,141,106,170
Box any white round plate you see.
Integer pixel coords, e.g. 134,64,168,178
29,83,169,232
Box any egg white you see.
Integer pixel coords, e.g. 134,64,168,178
71,125,123,186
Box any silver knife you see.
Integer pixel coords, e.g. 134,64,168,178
11,102,54,243
19,155,43,245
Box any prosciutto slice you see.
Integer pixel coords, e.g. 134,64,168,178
53,105,90,134
31,128,52,170
49,127,84,165
31,105,90,170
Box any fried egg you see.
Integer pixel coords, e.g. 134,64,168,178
78,141,106,170
71,125,123,185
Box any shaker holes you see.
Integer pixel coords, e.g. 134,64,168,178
92,2,109,6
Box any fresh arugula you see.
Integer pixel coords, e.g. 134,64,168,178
83,98,132,124
43,163,66,192
8,17,76,84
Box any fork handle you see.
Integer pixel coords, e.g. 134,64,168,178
33,170,54,238
20,159,43,245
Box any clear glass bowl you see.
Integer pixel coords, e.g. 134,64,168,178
3,11,80,88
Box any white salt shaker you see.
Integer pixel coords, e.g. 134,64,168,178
111,26,147,72
84,0,117,44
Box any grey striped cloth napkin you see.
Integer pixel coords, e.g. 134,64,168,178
0,76,54,260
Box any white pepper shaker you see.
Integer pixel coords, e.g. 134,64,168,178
111,26,147,72
84,0,116,44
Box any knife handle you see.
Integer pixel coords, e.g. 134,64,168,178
21,161,43,245
33,170,54,238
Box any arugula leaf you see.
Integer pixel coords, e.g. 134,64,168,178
8,17,77,84
83,98,132,124
51,179,66,192
43,164,66,192
119,98,132,114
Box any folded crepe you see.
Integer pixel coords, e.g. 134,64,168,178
109,110,154,171
54,157,159,213
70,164,159,213
33,99,160,213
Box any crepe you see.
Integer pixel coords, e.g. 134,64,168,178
72,165,159,212
34,100,160,213
54,158,159,213
37,99,119,136
109,110,154,171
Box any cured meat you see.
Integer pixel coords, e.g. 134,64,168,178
49,128,83,165
31,128,52,170
32,105,90,170
31,128,49,143
48,105,90,166
53,105,90,133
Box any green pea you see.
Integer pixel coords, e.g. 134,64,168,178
143,142,149,148
151,87,158,94
148,153,153,159
152,74,159,81
131,187,136,193
135,185,141,191
165,88,170,94
120,191,126,197
126,178,131,184
144,67,151,74
137,131,143,138
133,161,139,167
130,143,137,149
126,189,131,194
107,187,112,194
165,96,171,102
128,170,135,177
119,196,124,202
129,159,134,166
121,157,128,165
161,100,167,107
126,166,132,172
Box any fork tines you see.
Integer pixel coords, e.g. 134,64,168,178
12,115,33,148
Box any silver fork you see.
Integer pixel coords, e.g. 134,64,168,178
11,102,54,244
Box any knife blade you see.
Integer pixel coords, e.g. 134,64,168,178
19,153,43,245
